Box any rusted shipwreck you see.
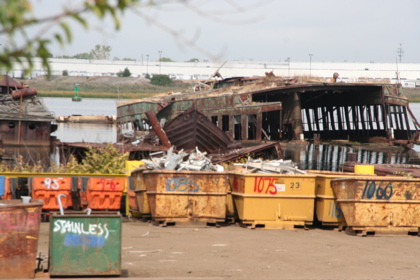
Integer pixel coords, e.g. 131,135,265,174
0,75,57,147
117,74,420,149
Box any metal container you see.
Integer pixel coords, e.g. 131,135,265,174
144,170,229,225
30,176,73,210
125,161,144,217
231,173,316,229
307,171,351,227
49,213,122,276
132,169,151,219
0,199,43,279
310,171,379,227
331,176,420,235
79,177,125,210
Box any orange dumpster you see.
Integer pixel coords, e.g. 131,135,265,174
30,177,73,210
79,177,125,210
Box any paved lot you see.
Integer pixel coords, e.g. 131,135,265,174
35,218,420,279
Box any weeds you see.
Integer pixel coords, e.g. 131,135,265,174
0,144,129,174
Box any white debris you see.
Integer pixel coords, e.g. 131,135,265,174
143,146,224,172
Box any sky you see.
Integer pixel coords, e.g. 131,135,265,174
24,0,420,63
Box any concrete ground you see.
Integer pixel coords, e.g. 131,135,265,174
33,218,420,280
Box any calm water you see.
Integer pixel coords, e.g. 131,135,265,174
43,97,420,170
44,97,118,143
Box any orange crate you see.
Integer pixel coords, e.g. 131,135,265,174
31,177,72,210
80,177,125,210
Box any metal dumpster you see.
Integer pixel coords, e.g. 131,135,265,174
132,169,151,219
125,161,144,217
30,176,73,210
144,170,229,225
331,176,420,235
79,177,125,210
0,199,43,279
231,173,316,229
49,213,122,276
307,170,379,228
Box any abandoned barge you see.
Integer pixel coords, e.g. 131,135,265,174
0,75,57,147
116,73,420,151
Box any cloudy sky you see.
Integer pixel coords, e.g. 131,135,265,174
29,0,420,63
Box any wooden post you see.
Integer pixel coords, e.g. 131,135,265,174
291,92,303,140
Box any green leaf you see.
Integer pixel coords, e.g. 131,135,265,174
60,22,72,43
54,33,64,47
71,13,88,29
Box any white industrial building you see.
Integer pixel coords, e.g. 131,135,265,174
6,58,420,87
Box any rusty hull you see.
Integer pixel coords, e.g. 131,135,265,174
117,75,419,144
331,177,420,234
143,170,229,224
162,104,232,153
0,199,43,279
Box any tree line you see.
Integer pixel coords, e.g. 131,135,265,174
57,45,201,63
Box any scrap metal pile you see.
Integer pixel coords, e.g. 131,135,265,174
140,147,224,172
137,146,304,175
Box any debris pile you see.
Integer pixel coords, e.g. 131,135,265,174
234,159,306,174
140,147,224,172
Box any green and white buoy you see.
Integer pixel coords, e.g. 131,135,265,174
72,83,82,102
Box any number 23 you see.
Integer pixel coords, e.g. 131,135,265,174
290,182,300,189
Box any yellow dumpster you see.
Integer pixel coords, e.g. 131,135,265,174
225,173,237,223
131,169,151,220
125,161,144,217
307,170,379,228
231,173,316,229
143,170,229,226
331,176,420,236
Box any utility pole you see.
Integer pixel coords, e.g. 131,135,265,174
286,57,291,77
397,43,404,63
158,51,162,74
146,54,149,75
309,54,313,76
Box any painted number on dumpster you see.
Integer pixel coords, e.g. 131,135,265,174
100,178,117,191
253,177,283,195
328,201,342,218
361,181,393,200
166,177,200,193
290,182,300,189
42,178,60,190
53,219,110,247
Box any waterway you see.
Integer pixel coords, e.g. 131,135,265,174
42,97,420,171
